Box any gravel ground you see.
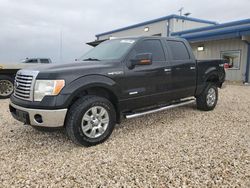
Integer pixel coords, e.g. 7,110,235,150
0,85,249,187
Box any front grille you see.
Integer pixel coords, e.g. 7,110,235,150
14,70,39,101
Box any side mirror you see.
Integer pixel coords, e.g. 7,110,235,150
129,53,152,69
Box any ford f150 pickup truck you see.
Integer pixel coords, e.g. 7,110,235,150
0,58,52,99
9,37,226,146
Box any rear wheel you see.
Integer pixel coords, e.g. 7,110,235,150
0,75,14,99
196,83,218,111
65,96,116,147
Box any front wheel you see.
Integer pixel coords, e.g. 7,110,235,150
196,83,218,111
65,96,116,147
0,75,14,99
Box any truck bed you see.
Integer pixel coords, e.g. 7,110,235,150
196,59,226,95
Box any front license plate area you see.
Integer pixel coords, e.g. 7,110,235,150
16,110,30,124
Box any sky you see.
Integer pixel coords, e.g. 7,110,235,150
0,0,250,63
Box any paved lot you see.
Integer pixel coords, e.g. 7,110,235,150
0,85,249,187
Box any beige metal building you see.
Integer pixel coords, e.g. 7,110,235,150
172,20,250,83
95,14,217,41
91,14,250,83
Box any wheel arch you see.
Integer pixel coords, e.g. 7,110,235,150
204,69,221,87
62,75,121,123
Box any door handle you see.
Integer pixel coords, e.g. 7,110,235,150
190,66,196,70
164,68,172,72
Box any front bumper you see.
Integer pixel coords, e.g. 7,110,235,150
9,102,68,128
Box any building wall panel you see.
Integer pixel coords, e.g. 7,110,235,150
98,20,168,40
171,18,215,33
98,18,214,41
191,38,247,81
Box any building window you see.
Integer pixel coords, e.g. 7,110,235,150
221,50,241,69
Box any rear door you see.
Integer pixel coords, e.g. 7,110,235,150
121,38,172,110
165,39,196,99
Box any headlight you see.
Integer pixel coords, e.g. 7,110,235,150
34,80,65,102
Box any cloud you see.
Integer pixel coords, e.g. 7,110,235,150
0,0,249,63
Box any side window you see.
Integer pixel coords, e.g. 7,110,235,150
26,59,38,63
40,59,50,64
135,40,166,61
167,40,190,60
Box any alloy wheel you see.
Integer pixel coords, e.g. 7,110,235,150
81,106,110,139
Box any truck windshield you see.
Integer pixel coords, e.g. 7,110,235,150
81,39,136,61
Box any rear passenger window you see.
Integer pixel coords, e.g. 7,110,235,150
40,59,50,63
135,40,165,61
167,40,190,60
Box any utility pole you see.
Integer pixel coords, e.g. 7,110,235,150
59,28,63,63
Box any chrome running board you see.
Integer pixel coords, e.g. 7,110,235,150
125,98,196,119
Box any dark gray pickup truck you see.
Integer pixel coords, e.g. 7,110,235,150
9,37,226,146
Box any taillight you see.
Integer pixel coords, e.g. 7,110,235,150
224,63,229,69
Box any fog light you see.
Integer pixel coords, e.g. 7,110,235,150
34,114,43,124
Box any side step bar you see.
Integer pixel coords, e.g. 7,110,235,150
125,98,196,119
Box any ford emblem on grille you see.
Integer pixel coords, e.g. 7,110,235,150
14,81,19,89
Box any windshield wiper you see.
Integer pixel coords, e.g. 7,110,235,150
83,58,100,61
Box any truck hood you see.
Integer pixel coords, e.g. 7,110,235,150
27,61,114,72
25,61,120,82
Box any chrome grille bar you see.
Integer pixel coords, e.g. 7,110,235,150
14,70,39,101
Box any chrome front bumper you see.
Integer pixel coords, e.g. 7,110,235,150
9,102,68,128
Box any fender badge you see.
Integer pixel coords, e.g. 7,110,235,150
129,91,138,95
108,71,124,75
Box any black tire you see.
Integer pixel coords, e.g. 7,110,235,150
196,83,218,111
65,96,116,147
32,126,62,132
0,75,14,99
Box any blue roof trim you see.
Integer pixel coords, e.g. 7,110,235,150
175,25,250,42
96,14,217,37
185,33,241,43
245,42,250,82
172,18,250,36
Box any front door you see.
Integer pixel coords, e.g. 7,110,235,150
120,38,172,111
